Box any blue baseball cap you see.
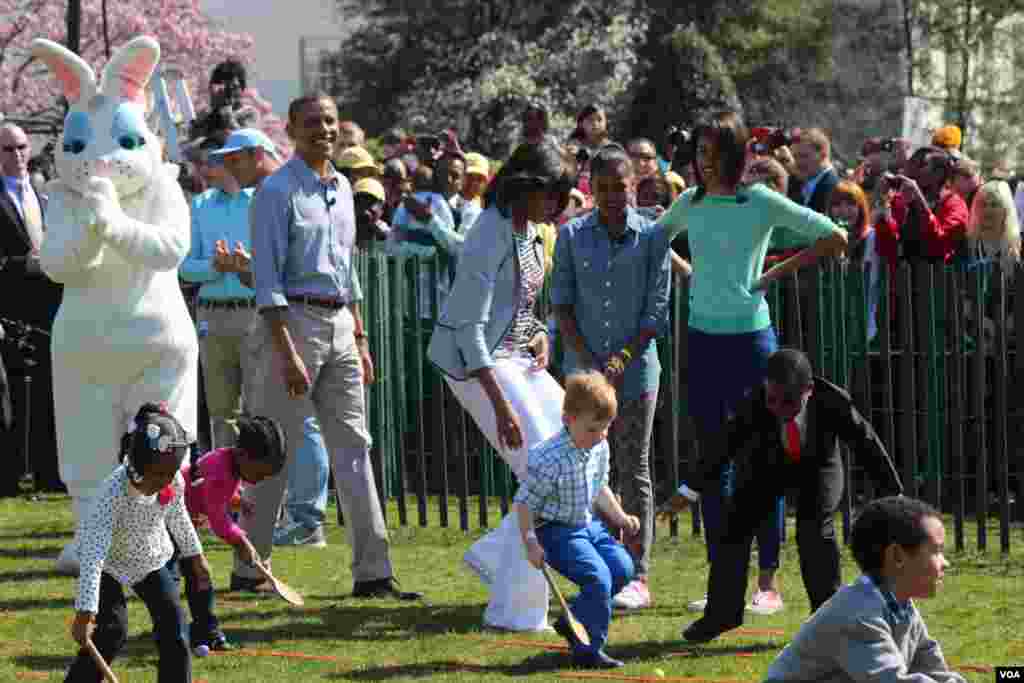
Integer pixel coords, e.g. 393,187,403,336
207,128,277,161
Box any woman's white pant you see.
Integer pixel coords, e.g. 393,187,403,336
445,356,564,631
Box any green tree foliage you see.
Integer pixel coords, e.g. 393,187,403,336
330,0,578,145
395,11,649,158
904,0,1023,170
624,23,740,145
328,0,997,167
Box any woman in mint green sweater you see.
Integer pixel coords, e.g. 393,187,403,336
657,111,847,616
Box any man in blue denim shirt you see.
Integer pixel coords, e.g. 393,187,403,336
552,144,671,610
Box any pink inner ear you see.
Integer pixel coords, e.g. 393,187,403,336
49,60,81,102
118,51,157,105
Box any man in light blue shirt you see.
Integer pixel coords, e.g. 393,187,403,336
223,96,420,600
552,144,671,611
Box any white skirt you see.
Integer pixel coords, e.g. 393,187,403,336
445,355,565,631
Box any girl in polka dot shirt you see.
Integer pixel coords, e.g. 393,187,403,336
67,403,208,683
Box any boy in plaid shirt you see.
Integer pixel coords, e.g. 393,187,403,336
514,371,640,669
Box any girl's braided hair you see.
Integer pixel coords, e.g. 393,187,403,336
120,402,190,484
236,415,287,475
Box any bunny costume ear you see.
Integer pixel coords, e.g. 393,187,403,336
30,38,97,105
100,35,161,106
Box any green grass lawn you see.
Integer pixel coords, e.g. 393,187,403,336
1,494,1021,682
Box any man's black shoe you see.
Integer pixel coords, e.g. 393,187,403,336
229,573,275,593
553,615,584,650
572,649,625,669
682,616,739,643
351,577,422,600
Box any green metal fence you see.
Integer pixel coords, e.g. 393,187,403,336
356,251,1022,553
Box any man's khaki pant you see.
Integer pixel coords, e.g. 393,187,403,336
235,303,391,582
197,305,255,448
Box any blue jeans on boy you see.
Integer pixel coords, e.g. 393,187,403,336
283,416,329,530
537,519,634,656
66,567,190,683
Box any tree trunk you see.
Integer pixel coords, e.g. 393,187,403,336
66,0,81,55
957,0,973,141
901,0,915,96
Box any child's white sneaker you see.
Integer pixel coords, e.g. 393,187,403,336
746,589,784,615
612,579,652,609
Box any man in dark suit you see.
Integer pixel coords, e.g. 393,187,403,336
787,128,839,215
0,123,62,496
660,348,903,643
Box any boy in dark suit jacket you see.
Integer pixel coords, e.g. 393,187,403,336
660,348,903,643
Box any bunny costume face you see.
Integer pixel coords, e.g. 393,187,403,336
61,100,158,199
35,37,163,201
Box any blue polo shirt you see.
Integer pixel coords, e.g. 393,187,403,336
179,188,256,301
551,207,671,401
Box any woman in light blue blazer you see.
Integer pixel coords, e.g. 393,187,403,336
427,142,571,631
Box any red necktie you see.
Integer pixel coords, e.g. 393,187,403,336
785,419,801,464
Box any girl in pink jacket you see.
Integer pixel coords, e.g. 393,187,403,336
180,415,286,651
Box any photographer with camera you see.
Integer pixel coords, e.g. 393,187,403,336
874,146,969,265
749,127,799,177
857,137,911,192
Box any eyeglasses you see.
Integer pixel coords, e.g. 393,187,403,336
1,144,28,153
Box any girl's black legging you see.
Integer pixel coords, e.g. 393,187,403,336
65,567,191,683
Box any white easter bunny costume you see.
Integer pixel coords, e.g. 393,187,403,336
30,36,198,573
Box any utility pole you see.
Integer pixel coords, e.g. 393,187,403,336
67,0,81,55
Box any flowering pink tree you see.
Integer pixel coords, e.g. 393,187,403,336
0,0,289,155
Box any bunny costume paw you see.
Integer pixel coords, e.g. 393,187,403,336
31,36,198,573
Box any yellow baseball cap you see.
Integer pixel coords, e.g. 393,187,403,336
336,145,377,170
665,171,686,194
932,125,962,150
464,152,490,178
353,177,386,203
